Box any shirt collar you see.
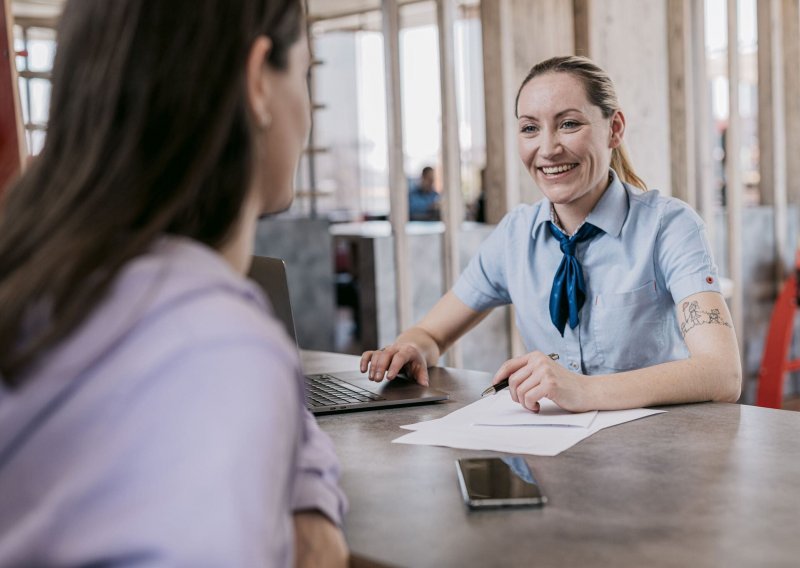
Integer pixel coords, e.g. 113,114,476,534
584,168,628,238
531,168,628,240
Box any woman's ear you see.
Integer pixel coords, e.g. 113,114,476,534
609,110,625,149
246,36,274,129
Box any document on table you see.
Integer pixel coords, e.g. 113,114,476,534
393,391,665,456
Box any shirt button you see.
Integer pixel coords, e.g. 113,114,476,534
569,361,579,370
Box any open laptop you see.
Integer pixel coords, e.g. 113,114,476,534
247,256,449,414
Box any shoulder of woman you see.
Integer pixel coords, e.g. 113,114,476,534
626,186,703,222
495,202,542,227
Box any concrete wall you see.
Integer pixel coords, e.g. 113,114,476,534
253,217,335,351
585,0,672,194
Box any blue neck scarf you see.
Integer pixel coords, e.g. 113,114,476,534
547,221,603,336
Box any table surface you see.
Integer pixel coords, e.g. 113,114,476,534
302,351,800,568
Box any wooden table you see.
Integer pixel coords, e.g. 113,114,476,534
303,351,800,568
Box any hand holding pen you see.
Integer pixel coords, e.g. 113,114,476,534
481,352,560,397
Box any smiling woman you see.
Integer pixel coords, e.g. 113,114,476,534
361,54,742,416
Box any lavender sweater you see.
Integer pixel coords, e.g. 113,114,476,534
0,237,346,567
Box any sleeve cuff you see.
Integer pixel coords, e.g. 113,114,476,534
452,276,507,312
291,473,348,528
290,409,348,527
670,270,722,304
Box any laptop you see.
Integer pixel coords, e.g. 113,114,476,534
247,256,449,414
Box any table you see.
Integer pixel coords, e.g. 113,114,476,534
302,351,800,568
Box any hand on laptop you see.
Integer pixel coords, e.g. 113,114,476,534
360,342,430,386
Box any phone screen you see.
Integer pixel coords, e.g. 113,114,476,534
456,457,547,508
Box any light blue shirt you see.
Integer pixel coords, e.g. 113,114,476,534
452,170,721,375
408,184,441,221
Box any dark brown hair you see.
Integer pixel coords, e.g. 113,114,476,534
515,55,647,191
0,0,303,385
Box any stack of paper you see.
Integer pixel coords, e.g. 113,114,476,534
393,391,665,456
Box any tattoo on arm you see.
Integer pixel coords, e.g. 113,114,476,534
680,301,732,337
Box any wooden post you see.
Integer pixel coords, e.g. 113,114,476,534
691,0,716,250
726,0,744,356
480,0,525,358
782,0,800,206
757,0,789,284
1,0,25,194
436,0,463,367
573,0,591,57
479,0,520,225
667,0,697,207
381,0,412,334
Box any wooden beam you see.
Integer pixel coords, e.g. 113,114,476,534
690,0,716,249
573,0,591,57
479,0,519,224
667,0,697,207
757,0,789,284
436,0,463,367
783,0,800,205
726,0,744,356
381,0,413,332
1,0,25,194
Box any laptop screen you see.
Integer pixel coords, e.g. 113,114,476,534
247,256,299,344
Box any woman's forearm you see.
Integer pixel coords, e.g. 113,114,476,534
394,326,444,367
590,353,742,410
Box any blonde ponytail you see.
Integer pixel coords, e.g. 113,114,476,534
611,145,647,190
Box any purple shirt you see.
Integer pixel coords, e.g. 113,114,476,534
0,237,346,567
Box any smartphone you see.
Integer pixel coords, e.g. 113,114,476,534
455,456,547,509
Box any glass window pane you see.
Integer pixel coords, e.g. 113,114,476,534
29,79,51,124
30,130,47,156
26,28,57,72
399,1,441,194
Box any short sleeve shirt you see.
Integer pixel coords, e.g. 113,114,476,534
452,169,720,375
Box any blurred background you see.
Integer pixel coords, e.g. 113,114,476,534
2,0,798,408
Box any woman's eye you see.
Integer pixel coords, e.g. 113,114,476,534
520,124,538,134
561,120,580,129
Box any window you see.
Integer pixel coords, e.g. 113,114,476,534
13,19,57,157
291,1,484,222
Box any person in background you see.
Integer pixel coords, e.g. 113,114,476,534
361,55,741,413
0,0,347,566
408,166,441,221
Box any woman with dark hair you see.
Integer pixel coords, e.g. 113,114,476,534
0,0,347,565
362,55,741,413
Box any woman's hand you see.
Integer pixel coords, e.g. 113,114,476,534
493,351,595,413
358,292,487,389
360,343,430,386
293,512,348,568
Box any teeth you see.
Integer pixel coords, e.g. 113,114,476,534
541,164,576,174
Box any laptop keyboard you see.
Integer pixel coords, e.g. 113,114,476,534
305,374,386,408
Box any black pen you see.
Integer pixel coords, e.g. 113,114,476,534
480,353,560,397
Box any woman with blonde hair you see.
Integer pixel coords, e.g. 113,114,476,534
362,55,741,413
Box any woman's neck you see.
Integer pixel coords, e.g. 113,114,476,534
219,190,260,275
552,173,612,234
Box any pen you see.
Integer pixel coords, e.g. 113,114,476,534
480,353,560,397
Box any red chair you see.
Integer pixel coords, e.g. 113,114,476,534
756,252,800,408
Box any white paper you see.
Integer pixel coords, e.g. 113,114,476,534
401,393,595,430
394,395,665,456
472,391,598,427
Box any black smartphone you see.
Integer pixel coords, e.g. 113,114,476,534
455,456,547,509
